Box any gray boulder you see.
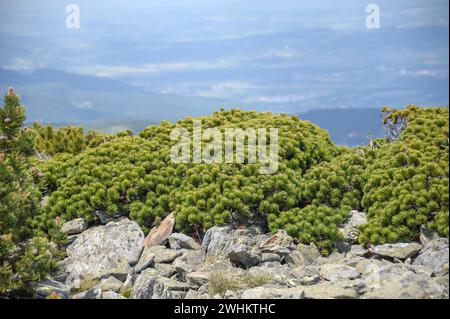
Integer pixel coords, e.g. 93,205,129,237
130,269,190,299
319,264,359,282
228,244,261,268
173,250,205,276
203,228,234,260
202,225,233,252
61,218,144,284
369,242,422,260
347,245,369,258
360,261,445,299
169,233,201,250
413,238,449,276
72,287,102,299
130,270,172,299
154,263,178,278
241,282,358,299
284,243,321,267
186,272,209,288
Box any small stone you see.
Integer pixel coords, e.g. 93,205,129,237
94,210,123,224
186,272,209,288
60,218,88,235
347,245,369,258
99,276,123,292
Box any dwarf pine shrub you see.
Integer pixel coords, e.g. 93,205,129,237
34,106,449,254
0,89,59,297
359,106,449,244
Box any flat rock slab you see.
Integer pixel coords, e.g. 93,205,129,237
62,218,144,283
369,242,422,260
361,262,445,299
241,282,358,299
319,264,359,282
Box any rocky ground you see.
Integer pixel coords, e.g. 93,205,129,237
34,211,449,299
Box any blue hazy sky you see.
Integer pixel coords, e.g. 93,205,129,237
0,0,448,122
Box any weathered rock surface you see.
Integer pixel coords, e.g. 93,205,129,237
133,247,155,273
143,213,175,247
413,238,449,276
99,276,123,292
186,272,209,288
361,261,445,299
33,279,70,299
169,233,201,250
61,218,144,284
44,218,448,300
369,242,423,260
284,243,320,267
228,244,261,268
94,210,123,224
130,270,172,299
173,250,205,276
419,226,441,246
319,264,359,282
60,218,88,235
154,263,177,278
241,282,358,299
130,269,190,299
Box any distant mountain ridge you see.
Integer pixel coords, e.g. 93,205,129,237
0,68,404,146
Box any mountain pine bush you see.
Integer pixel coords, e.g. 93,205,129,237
34,106,449,254
359,106,449,244
36,110,339,237
0,88,59,297
272,148,375,254
31,123,133,156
